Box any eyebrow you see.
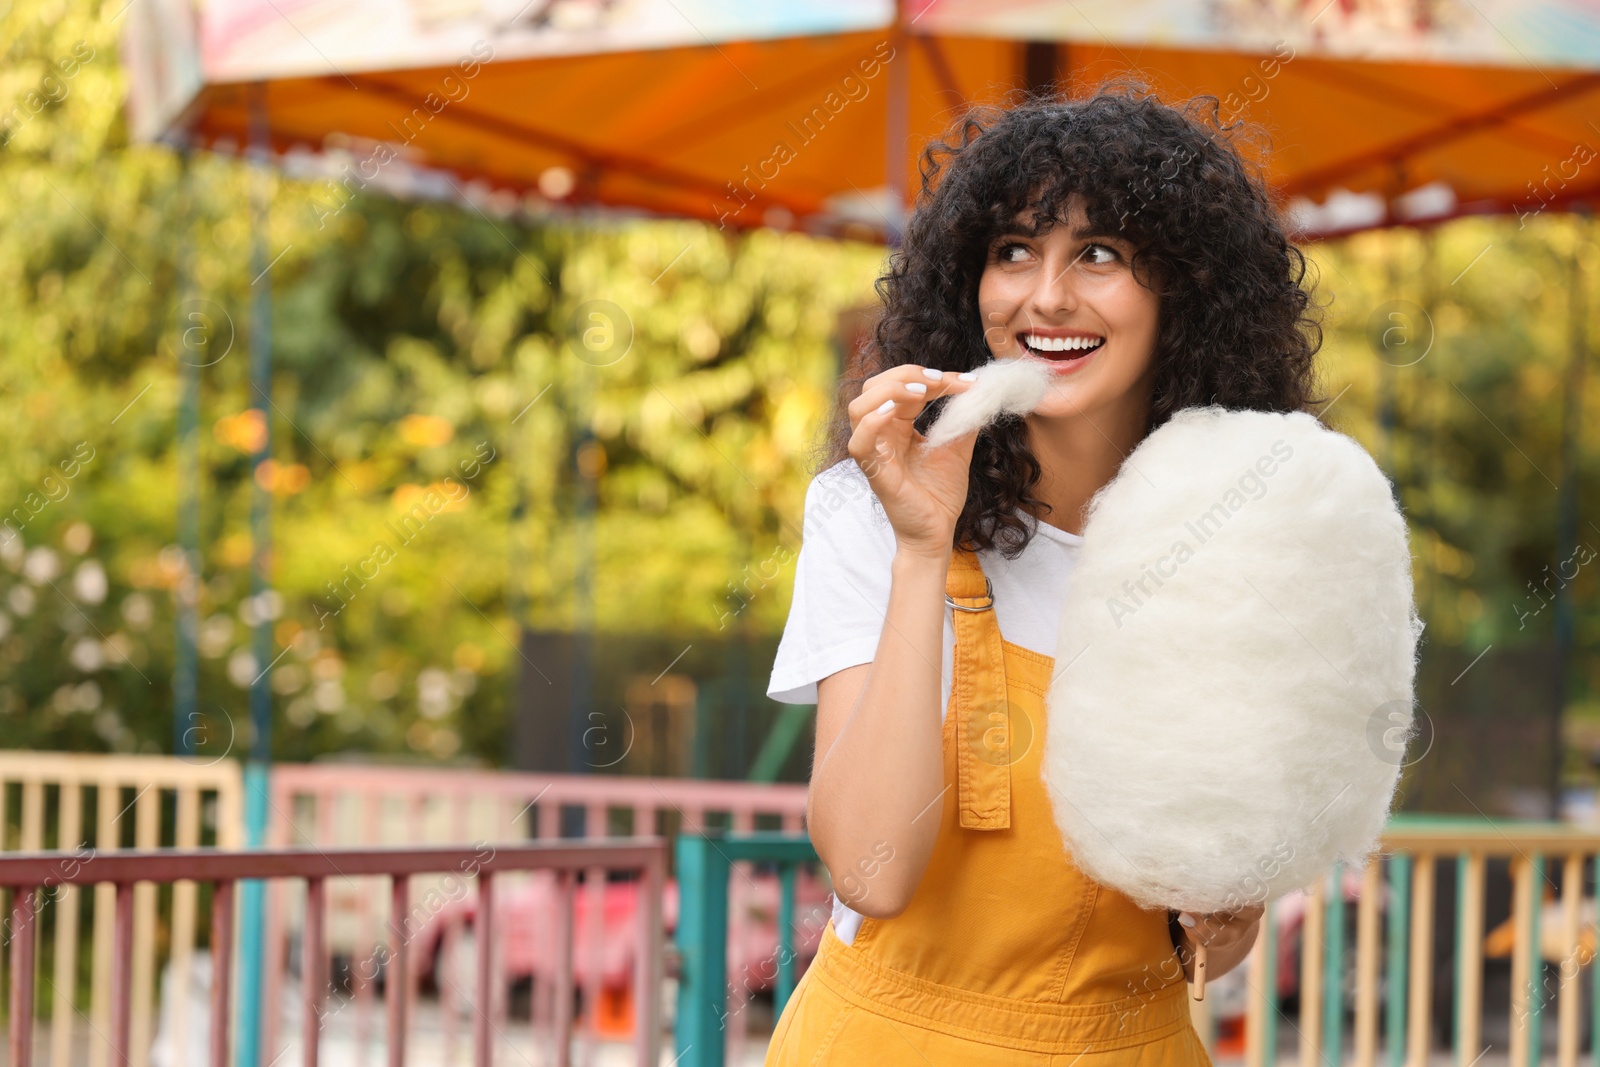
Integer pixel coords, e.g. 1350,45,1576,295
1071,224,1131,244
992,224,1128,245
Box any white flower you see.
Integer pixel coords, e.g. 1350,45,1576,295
7,586,34,617
311,654,345,681
312,680,345,713
227,649,258,688
121,593,153,631
271,664,307,695
73,560,107,604
69,638,104,672
417,667,453,719
0,530,22,570
287,696,316,727
199,615,234,658
23,547,59,586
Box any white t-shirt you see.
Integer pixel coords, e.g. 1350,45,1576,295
767,458,1085,944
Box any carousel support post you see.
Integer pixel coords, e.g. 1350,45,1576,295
173,136,200,757
1551,209,1587,821
885,0,909,247
236,80,276,1067
570,378,597,794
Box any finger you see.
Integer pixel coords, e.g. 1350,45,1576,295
847,398,911,475
848,368,975,427
1180,911,1225,945
859,363,952,398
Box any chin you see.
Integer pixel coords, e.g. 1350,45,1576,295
1026,390,1095,420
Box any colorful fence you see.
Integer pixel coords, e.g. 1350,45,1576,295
15,754,1600,1066
0,753,807,1067
0,753,241,1067
261,762,807,1066
0,840,664,1067
676,822,1600,1067
1243,817,1600,1067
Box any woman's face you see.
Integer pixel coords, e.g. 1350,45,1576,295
975,194,1161,423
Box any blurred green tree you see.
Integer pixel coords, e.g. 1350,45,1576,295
0,0,1594,800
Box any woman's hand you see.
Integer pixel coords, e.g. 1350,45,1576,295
846,365,978,560
1171,905,1265,983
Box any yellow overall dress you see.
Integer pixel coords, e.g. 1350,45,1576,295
766,548,1212,1065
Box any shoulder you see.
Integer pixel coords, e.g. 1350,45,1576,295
801,459,890,541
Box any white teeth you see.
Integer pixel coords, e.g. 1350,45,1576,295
1021,333,1105,353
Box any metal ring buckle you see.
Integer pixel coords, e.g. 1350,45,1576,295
945,577,994,612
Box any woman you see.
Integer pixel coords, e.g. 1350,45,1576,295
765,82,1326,1064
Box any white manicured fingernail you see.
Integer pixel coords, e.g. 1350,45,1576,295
922,367,943,380
1178,913,1196,928
905,381,927,395
958,371,977,381
875,399,895,415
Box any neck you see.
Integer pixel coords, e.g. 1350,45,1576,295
1021,390,1154,538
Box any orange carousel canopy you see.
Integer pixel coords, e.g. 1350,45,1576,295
121,0,1600,240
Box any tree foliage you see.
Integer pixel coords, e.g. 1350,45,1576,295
0,0,1595,790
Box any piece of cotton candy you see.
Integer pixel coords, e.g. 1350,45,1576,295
922,357,1052,448
1042,406,1425,916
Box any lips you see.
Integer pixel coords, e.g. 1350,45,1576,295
1017,331,1105,361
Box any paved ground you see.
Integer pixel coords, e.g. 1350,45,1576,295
0,1014,1544,1067
0,976,1564,1067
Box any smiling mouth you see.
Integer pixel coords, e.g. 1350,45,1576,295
1017,332,1105,360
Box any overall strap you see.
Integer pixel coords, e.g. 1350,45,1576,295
945,548,1012,830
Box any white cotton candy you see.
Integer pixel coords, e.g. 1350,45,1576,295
1043,406,1425,916
922,358,1052,448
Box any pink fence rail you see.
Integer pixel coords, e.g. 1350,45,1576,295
0,840,666,1067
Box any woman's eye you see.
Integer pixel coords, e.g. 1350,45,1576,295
995,242,1030,263
1083,243,1119,265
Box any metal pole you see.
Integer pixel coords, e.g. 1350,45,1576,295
173,138,200,757
884,0,908,247
236,80,276,1067
570,378,595,792
246,93,276,786
1552,210,1588,820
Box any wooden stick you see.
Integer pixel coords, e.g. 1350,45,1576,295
1194,941,1208,1000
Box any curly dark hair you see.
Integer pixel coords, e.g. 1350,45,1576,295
819,79,1327,558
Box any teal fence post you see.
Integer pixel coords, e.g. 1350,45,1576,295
776,862,798,1014
1387,854,1411,1067
1456,852,1468,1065
674,831,818,1067
1325,862,1345,1064
236,760,269,1067
676,831,732,1067
1261,896,1278,1064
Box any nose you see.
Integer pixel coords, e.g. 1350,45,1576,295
1025,252,1080,322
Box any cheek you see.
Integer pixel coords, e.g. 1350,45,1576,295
1101,278,1160,344
977,271,1023,347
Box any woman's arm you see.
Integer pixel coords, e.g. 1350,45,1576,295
807,544,951,919
803,363,978,920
